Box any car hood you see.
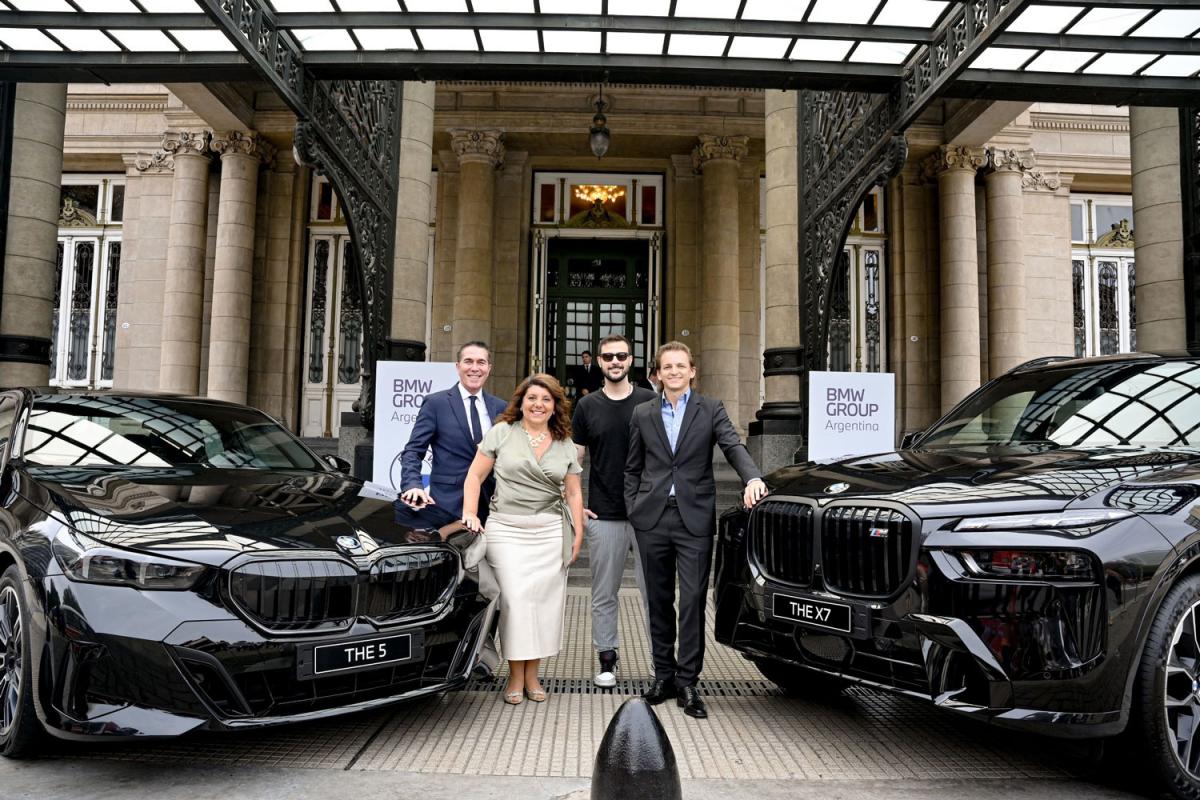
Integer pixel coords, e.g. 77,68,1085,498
764,444,1200,518
21,466,421,566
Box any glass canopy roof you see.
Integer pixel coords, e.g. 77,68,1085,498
0,0,1197,98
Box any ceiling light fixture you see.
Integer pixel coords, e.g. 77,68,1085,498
589,83,610,159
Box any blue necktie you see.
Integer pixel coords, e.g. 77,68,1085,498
469,395,483,445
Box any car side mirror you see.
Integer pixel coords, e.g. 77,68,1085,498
323,454,352,473
900,430,923,450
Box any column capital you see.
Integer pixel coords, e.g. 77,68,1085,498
161,130,212,159
211,131,276,165
130,150,175,174
923,145,987,178
692,134,749,172
1021,168,1063,193
987,147,1036,174
449,128,505,168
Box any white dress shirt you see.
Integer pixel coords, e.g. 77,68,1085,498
458,383,493,439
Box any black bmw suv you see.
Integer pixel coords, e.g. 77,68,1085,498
715,353,1200,799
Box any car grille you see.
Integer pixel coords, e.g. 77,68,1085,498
229,559,358,633
364,551,459,623
749,501,814,586
228,550,458,634
820,506,913,598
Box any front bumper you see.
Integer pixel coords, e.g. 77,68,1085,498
715,523,1126,738
32,573,495,740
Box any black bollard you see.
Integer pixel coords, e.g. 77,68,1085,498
591,697,683,800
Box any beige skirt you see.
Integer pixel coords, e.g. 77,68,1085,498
484,510,567,662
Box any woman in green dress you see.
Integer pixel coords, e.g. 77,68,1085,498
462,373,585,705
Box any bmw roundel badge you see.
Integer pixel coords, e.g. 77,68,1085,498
824,482,850,495
336,535,361,551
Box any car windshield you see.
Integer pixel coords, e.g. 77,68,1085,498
20,395,324,471
920,359,1200,449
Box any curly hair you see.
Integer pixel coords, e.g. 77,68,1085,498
496,373,573,441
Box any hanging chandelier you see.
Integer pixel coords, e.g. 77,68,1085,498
589,83,610,159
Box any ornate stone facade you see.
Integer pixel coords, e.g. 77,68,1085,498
449,128,505,168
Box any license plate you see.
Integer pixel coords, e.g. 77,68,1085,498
302,632,422,678
771,593,852,633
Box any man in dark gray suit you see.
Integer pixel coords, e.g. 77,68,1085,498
624,341,767,719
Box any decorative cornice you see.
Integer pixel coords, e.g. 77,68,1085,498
1030,113,1129,134
987,147,1036,174
66,97,168,112
211,131,277,165
161,130,211,158
1021,168,1063,192
131,150,174,174
923,145,987,177
449,128,505,167
692,134,749,172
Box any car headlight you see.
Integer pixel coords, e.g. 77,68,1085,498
52,529,209,590
954,509,1134,535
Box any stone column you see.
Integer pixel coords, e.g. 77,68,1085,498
0,84,66,387
749,91,803,470
928,145,986,413
157,131,212,394
206,131,273,404
984,148,1033,377
1130,107,1187,350
449,129,503,347
390,81,436,362
693,134,747,430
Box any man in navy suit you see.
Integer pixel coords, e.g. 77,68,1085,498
395,341,509,528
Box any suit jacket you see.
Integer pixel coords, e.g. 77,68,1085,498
624,392,763,537
396,384,508,520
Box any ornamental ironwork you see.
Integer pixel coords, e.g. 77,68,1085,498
202,0,403,429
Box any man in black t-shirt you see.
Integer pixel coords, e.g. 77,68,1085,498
573,334,656,688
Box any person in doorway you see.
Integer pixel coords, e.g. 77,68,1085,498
461,374,585,705
572,334,656,688
573,350,603,397
394,341,508,529
624,341,768,719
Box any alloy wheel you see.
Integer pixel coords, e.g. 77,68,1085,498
0,586,21,737
1164,599,1200,780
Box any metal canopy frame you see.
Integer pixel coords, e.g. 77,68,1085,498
2,0,1200,433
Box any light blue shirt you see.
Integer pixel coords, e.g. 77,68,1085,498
661,389,690,495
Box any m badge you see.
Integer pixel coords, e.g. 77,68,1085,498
868,527,889,538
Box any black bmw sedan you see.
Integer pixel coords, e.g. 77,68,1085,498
0,389,495,754
715,353,1200,798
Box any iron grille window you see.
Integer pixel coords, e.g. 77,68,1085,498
1070,193,1136,357
51,175,123,389
828,187,887,373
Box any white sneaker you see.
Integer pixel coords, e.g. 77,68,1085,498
594,650,618,688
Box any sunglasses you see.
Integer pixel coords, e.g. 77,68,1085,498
599,352,631,363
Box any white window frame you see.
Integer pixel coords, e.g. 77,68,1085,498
52,175,124,388
531,171,664,228
1069,193,1136,357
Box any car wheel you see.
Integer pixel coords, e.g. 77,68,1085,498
753,658,850,698
1134,574,1200,800
0,566,41,758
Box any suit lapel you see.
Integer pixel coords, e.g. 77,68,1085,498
675,392,702,454
446,385,473,442
649,396,672,454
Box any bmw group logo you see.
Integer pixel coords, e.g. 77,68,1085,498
336,535,362,551
824,482,850,495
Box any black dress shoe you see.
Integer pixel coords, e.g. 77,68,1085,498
677,686,708,719
642,680,677,705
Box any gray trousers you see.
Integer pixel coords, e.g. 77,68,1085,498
586,517,648,652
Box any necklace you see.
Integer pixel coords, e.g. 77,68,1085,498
523,423,549,448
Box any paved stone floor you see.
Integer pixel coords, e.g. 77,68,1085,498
0,589,1162,799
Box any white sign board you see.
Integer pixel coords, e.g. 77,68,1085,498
372,361,459,490
807,371,896,462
